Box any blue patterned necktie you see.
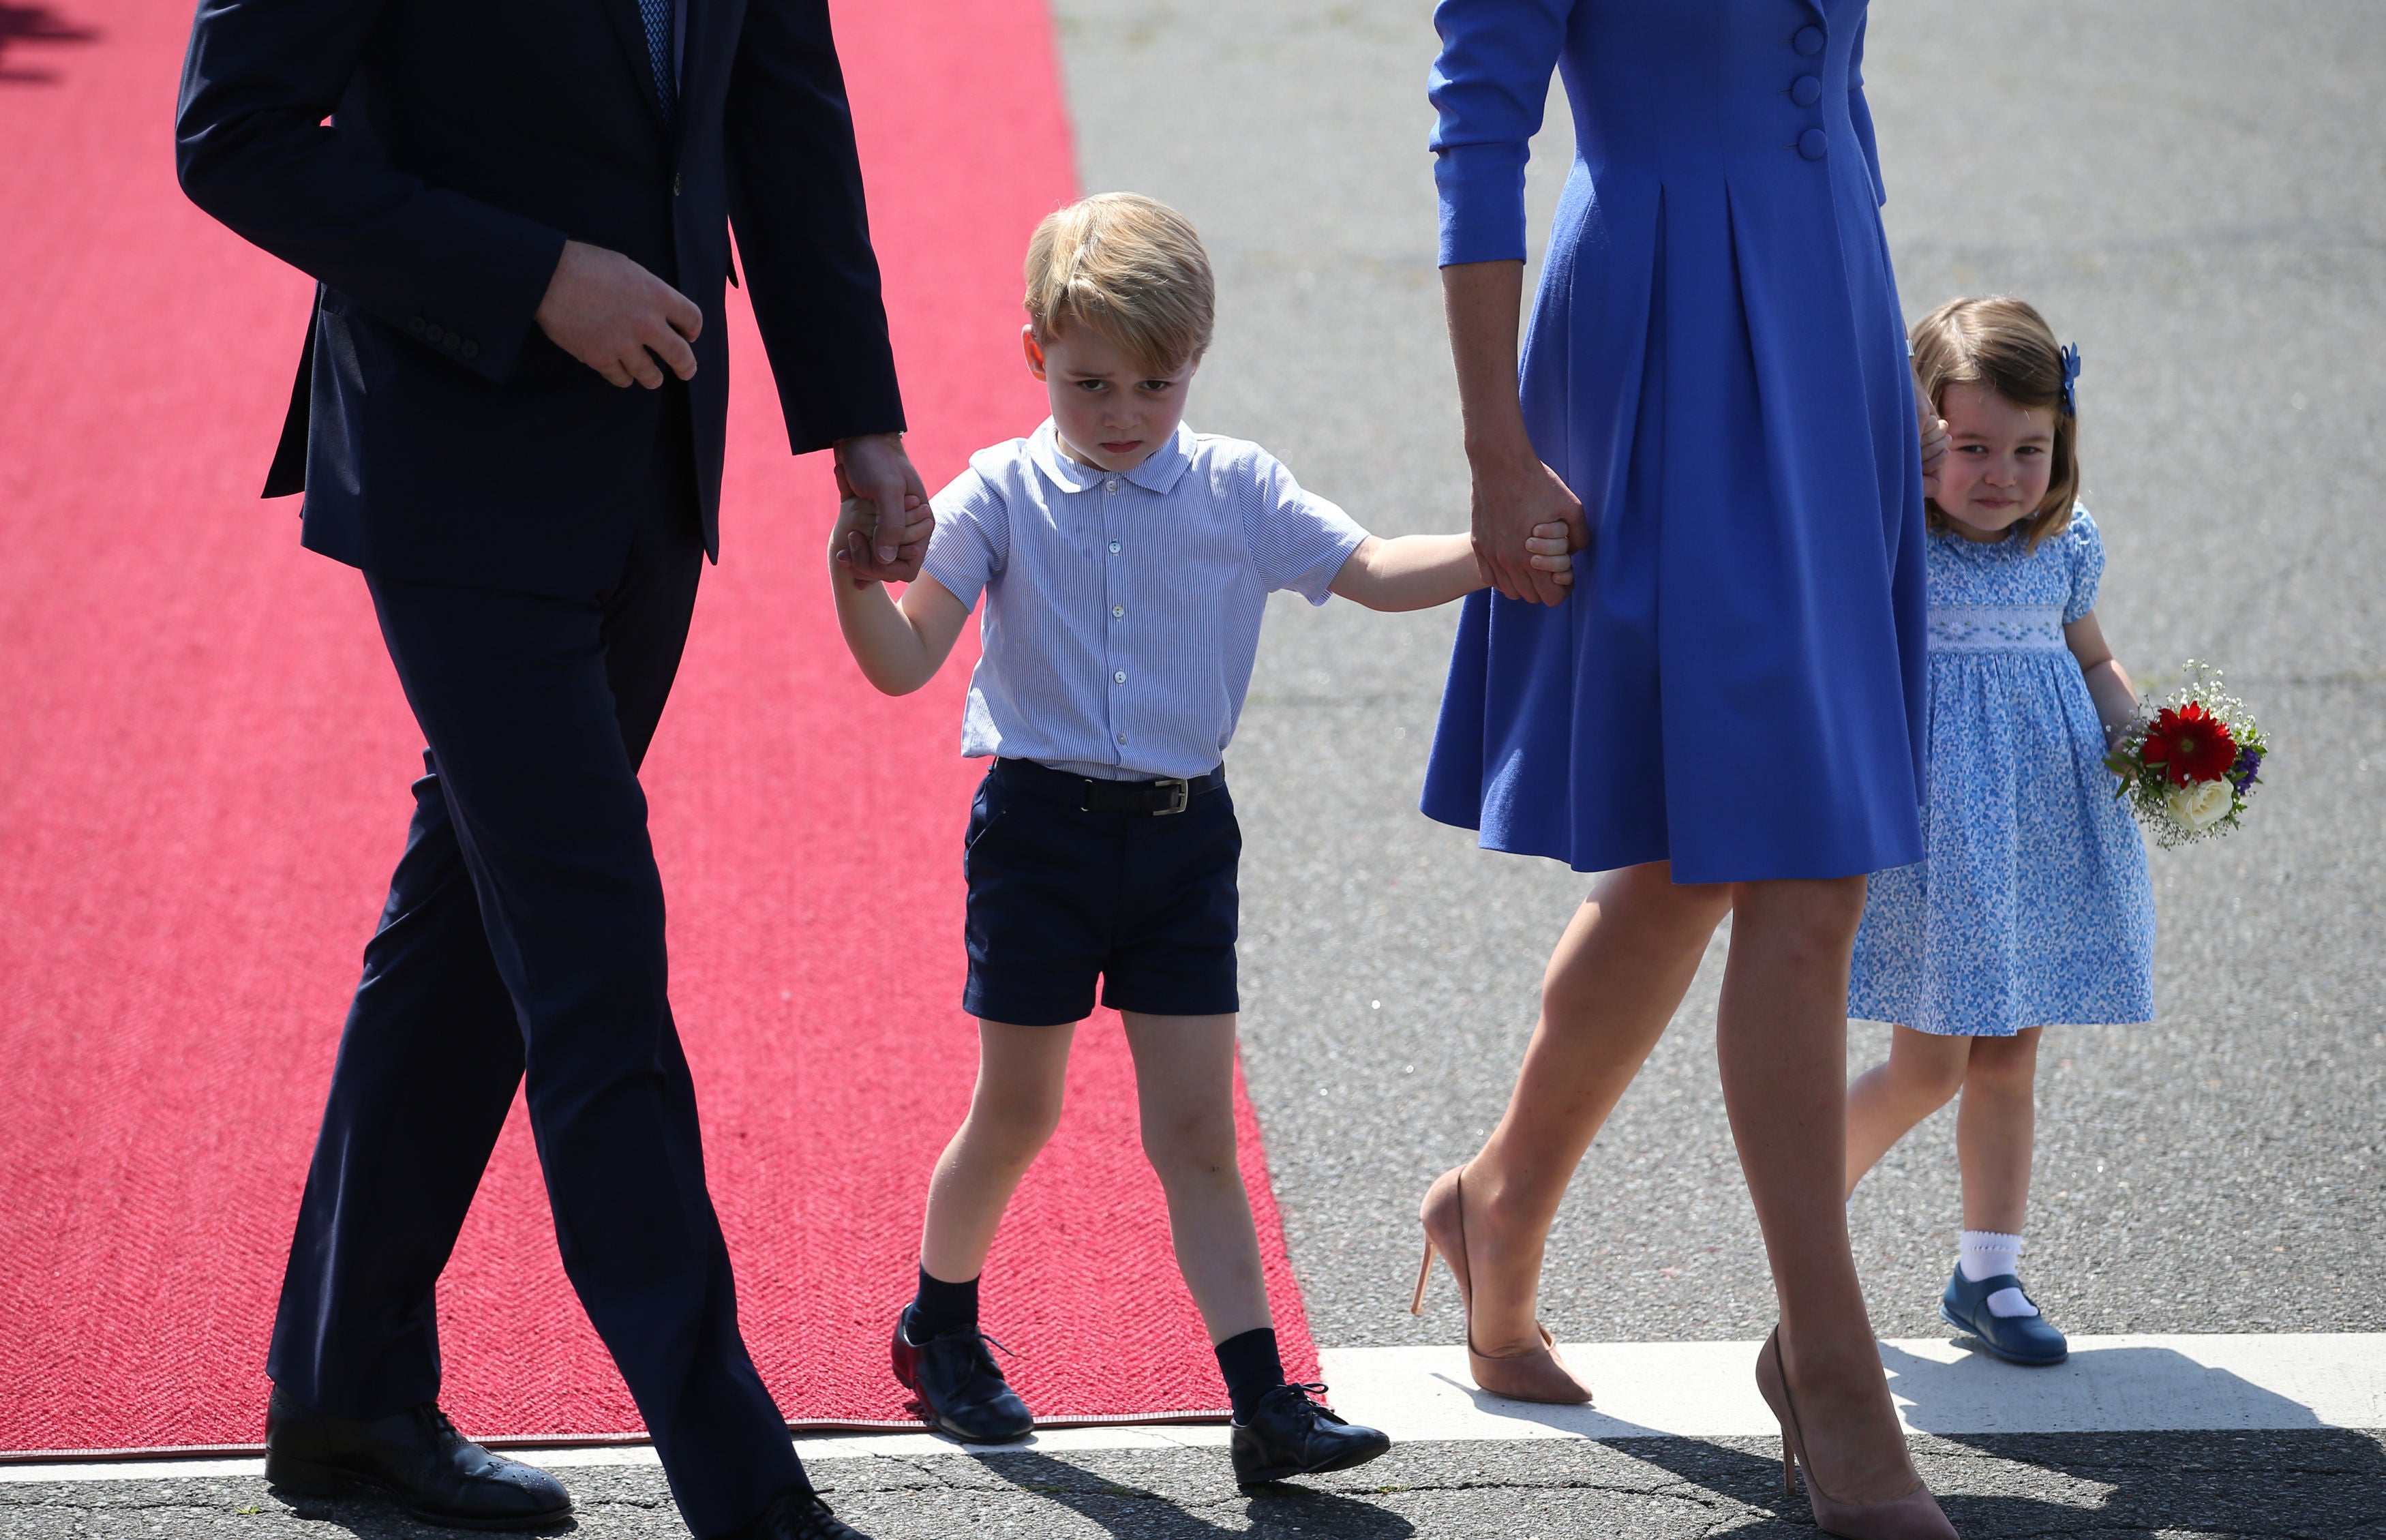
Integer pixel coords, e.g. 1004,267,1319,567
636,0,675,119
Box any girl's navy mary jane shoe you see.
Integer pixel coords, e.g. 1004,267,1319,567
1940,1267,2069,1366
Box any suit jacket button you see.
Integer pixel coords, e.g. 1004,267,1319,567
425,323,444,342
460,341,479,359
1792,74,1822,106
443,333,461,350
410,316,427,335
1798,127,1829,160
1793,25,1825,56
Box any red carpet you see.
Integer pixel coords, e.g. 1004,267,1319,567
0,0,1317,1458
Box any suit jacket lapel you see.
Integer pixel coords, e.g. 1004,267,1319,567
605,0,669,129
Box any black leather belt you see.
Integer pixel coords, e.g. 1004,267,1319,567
999,758,1225,816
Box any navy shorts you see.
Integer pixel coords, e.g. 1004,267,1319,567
962,758,1241,1026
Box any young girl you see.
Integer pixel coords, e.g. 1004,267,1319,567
1844,296,2156,1366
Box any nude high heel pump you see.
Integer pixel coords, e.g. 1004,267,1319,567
1410,1166,1592,1405
1753,1327,1957,1539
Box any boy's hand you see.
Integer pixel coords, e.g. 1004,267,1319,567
830,496,933,588
1525,520,1573,585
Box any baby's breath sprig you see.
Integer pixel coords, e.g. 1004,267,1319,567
2103,660,2269,849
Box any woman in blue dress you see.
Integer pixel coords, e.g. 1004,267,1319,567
1407,2,1955,1533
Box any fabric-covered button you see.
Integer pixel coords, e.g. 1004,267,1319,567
1798,128,1828,160
1113,670,1126,684
1793,25,1824,56
1108,540,1121,553
1792,74,1822,106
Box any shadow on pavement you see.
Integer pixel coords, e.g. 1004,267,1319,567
1884,1338,2331,1434
967,1448,1415,1537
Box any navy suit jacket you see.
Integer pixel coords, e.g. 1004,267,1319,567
177,0,905,597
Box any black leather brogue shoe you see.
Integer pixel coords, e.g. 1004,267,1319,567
1228,1382,1391,1486
263,1388,571,1530
888,1314,1035,1444
714,1487,873,1540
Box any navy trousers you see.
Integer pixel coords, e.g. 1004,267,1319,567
266,436,802,1539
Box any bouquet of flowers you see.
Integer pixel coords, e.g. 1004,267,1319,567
2104,661,2267,848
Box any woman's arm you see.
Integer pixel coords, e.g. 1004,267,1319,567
1443,261,1589,607
829,500,970,695
2064,611,2138,742
1329,526,1572,612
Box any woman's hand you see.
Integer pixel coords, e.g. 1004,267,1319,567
1443,260,1588,605
1471,455,1586,601
1918,405,1949,501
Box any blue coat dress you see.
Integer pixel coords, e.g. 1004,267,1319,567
1418,0,1929,883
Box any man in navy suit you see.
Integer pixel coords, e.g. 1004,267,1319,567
177,0,922,1534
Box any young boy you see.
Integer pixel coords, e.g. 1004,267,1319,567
828,192,1571,1483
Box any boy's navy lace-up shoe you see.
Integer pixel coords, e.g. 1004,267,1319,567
1941,1266,2069,1366
890,1314,1036,1444
1229,1383,1391,1485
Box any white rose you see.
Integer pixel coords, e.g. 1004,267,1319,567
2164,779,2235,832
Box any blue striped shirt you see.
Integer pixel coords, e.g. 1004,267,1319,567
922,419,1370,781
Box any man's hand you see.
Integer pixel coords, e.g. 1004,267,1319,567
534,239,703,389
1470,452,1588,605
830,496,933,588
834,432,931,583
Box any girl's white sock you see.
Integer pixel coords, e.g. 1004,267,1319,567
1957,1230,2038,1317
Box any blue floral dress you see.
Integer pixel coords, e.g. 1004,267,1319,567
1848,509,2156,1037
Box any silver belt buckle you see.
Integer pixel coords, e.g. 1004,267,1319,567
1153,778,1190,815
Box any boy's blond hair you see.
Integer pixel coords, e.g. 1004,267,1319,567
1909,295,2082,550
1024,193,1214,375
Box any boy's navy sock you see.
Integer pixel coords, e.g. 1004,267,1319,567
904,1265,980,1342
1214,1327,1285,1423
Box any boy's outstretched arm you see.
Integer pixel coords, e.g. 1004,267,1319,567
1329,524,1573,612
828,497,970,695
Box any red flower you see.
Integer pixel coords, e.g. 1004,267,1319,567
2141,702,2238,785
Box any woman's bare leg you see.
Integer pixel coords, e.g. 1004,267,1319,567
1955,1028,2040,1235
1458,862,1733,1355
1845,1025,1972,1198
1718,875,1914,1504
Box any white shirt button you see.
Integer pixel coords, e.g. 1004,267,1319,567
1105,478,1119,493
1112,605,1125,618
1113,670,1127,684
1108,540,1121,554
1117,731,1128,744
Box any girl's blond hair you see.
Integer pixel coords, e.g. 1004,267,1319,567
1024,193,1214,375
1909,295,2081,549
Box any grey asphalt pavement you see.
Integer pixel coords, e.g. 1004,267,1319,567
19,1,2381,1536
12,1430,2386,1539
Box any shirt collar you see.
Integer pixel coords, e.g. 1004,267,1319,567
1025,419,1196,496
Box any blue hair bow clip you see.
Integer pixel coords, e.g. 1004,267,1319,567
2059,342,2081,417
